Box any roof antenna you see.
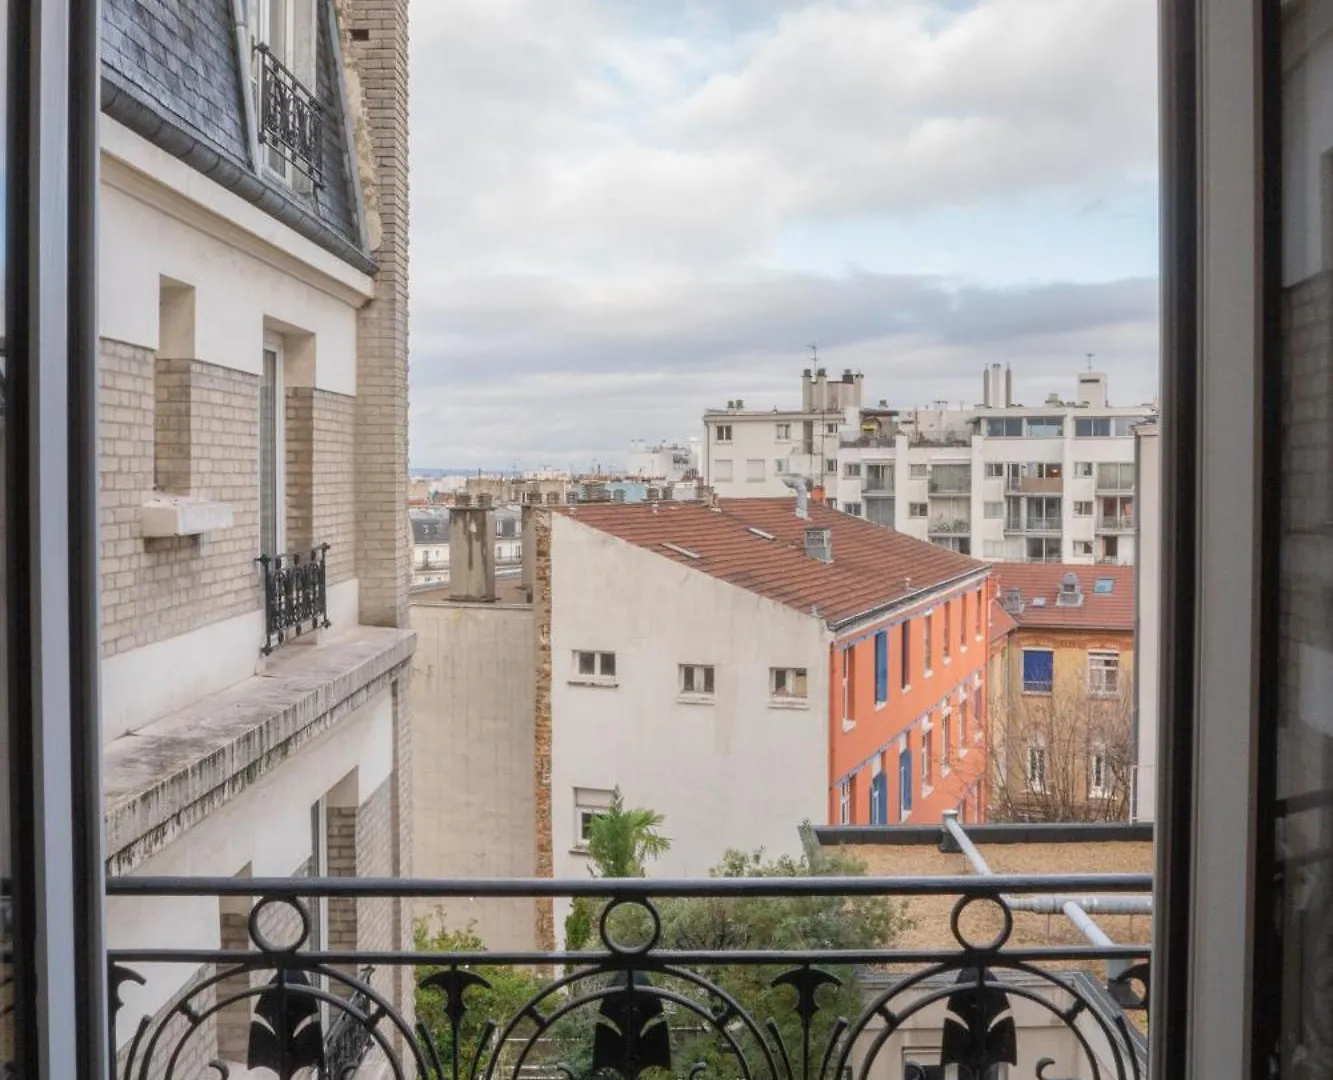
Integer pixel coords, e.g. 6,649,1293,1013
1086,352,1095,371
808,342,819,366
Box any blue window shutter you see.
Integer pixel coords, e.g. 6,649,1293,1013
874,632,888,702
1023,649,1054,691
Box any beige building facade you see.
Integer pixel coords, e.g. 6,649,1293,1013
99,0,415,1073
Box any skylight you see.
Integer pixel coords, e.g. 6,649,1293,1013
1094,578,1115,594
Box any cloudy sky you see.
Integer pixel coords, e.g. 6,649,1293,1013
408,0,1160,471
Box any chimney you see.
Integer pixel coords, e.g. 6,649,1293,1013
449,492,496,602
520,503,538,599
804,526,833,563
983,365,991,407
1004,364,1013,407
801,369,814,410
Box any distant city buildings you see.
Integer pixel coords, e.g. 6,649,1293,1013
702,367,1156,565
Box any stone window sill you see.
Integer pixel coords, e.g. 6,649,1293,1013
768,697,809,710
676,693,716,706
568,676,618,689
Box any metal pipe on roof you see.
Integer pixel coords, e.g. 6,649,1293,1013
941,812,1144,977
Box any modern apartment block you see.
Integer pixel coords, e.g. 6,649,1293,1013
98,0,415,1072
703,367,1155,565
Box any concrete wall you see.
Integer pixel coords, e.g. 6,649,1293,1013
106,689,394,1049
410,600,538,950
548,515,830,893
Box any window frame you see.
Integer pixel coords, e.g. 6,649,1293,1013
1087,649,1121,698
715,423,733,442
678,663,716,699
1021,647,1054,694
572,650,617,685
769,666,809,706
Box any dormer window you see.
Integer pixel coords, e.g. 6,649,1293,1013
249,0,322,190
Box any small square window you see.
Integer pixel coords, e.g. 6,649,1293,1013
1074,500,1094,516
714,459,734,483
574,787,614,850
679,664,716,697
909,464,929,479
844,502,863,517
909,502,928,518
716,424,733,442
1075,461,1094,478
825,422,839,435
775,422,792,441
770,667,808,702
1073,540,1094,556
573,651,617,682
984,501,1004,519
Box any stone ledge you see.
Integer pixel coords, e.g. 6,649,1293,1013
104,626,416,875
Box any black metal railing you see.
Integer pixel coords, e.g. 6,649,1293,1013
322,970,377,1079
257,544,331,655
254,44,325,186
106,873,1151,1080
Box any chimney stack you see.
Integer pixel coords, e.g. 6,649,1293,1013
1005,364,1013,407
449,492,496,602
520,503,538,600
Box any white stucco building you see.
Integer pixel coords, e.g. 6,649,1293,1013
626,439,698,481
98,0,415,1073
702,368,1155,565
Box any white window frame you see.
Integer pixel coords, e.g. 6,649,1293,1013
984,501,1004,519
985,462,1006,478
838,780,851,824
1074,500,1094,516
259,337,286,557
572,650,617,686
1089,747,1109,799
715,424,733,443
1073,540,1094,556
825,422,839,436
573,787,615,852
1026,742,1047,793
1075,461,1094,478
1087,649,1121,698
908,502,928,518
678,663,716,699
775,422,791,441
770,666,809,706
909,463,929,479
843,462,861,477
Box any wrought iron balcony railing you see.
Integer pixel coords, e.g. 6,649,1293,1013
257,544,331,654
254,44,325,186
106,872,1151,1080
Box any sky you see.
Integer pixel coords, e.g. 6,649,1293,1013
407,0,1160,471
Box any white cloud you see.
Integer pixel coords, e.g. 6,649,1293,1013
406,0,1160,467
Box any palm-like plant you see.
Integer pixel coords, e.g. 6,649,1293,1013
585,787,670,878
564,787,670,949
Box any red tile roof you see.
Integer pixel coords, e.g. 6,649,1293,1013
559,498,988,628
989,563,1136,632
988,599,1019,641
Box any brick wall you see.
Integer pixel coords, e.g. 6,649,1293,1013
100,340,262,657
533,511,555,950
286,387,357,586
340,0,412,630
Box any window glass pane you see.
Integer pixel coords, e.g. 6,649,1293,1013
1274,10,1333,1067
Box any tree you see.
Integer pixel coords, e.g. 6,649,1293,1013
987,665,1135,822
565,787,670,950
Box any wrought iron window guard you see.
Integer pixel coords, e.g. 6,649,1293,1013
254,43,325,187
106,872,1151,1080
257,544,331,654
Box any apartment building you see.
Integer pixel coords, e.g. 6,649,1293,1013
986,564,1136,822
626,438,700,481
97,0,415,1073
703,368,1154,565
702,368,865,497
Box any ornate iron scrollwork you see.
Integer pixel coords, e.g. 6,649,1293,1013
254,44,325,187
257,544,332,655
107,877,1151,1080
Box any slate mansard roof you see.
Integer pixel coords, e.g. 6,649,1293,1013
101,0,371,271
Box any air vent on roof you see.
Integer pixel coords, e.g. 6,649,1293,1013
804,527,833,563
661,542,701,560
1000,587,1024,615
1056,571,1084,606
747,527,776,540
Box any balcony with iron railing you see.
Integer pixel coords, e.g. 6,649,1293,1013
105,868,1151,1080
257,544,331,655
254,44,325,186
927,477,971,495
863,475,894,494
1096,515,1135,533
927,518,971,536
